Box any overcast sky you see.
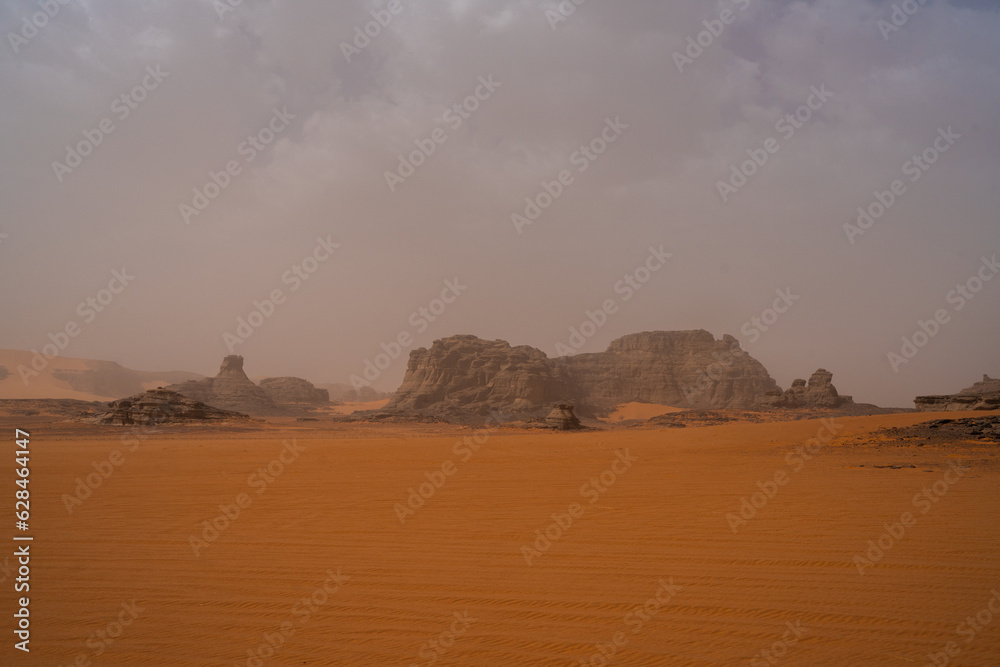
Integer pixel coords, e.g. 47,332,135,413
1,0,998,407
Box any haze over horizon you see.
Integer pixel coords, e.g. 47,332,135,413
2,0,999,408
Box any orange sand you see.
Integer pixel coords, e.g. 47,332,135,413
2,412,999,665
600,402,686,422
329,398,390,415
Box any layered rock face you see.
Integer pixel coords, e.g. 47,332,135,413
545,404,582,430
559,331,779,412
915,375,1000,412
385,336,569,418
89,389,251,425
259,377,329,405
756,369,853,409
383,331,783,421
166,356,278,415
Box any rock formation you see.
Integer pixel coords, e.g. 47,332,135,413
559,331,779,413
88,389,251,425
385,336,570,419
382,332,783,421
756,369,854,409
259,377,329,405
50,362,202,400
545,404,582,430
915,375,1000,412
319,383,390,403
166,356,279,415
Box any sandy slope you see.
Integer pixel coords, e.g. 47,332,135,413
330,398,391,415
0,350,202,402
0,350,113,401
2,412,999,665
600,402,685,423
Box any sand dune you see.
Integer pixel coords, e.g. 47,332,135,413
0,350,202,402
3,411,998,665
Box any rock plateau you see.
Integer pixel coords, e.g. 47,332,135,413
915,375,1000,412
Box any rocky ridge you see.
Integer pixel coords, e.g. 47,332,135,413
87,389,252,426
379,331,869,423
915,375,1000,412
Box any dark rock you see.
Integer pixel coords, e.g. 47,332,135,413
88,389,251,425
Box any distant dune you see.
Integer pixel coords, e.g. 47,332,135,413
0,349,203,402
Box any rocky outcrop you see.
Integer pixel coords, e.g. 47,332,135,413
88,389,251,425
166,356,278,415
559,331,779,413
382,332,783,422
259,377,329,405
915,375,1000,412
756,369,854,409
545,404,582,430
385,336,569,420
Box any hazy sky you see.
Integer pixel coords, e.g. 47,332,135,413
2,0,998,407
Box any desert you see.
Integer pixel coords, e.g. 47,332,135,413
3,2,1000,665
0,339,998,665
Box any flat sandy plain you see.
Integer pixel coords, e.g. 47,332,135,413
2,410,999,666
